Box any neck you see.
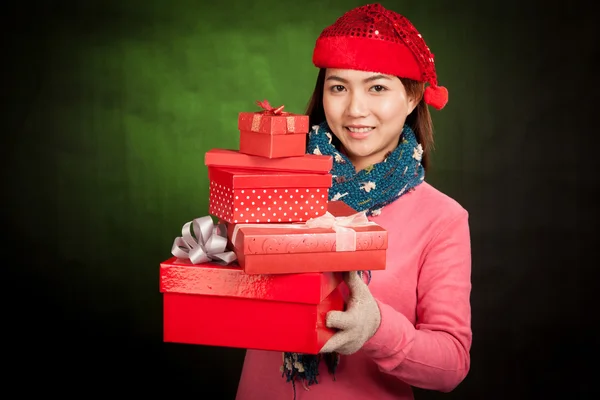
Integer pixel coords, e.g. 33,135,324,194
347,154,378,172
341,139,400,173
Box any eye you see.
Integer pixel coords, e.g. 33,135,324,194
370,85,387,92
330,85,346,92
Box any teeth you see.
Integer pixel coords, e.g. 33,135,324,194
347,127,373,133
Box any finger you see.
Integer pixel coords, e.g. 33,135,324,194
345,271,366,293
326,310,355,330
335,339,363,356
320,330,352,354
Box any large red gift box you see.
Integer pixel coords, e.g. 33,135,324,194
205,148,333,174
208,166,332,224
160,257,344,354
225,201,388,275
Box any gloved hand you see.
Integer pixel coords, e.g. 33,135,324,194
320,271,381,355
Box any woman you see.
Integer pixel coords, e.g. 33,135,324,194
236,4,472,399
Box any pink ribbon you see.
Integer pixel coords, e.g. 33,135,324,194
305,211,373,251
230,211,375,252
171,216,237,265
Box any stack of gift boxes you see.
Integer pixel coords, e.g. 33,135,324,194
159,100,388,355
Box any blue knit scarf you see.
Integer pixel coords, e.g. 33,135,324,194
308,120,425,215
281,120,425,395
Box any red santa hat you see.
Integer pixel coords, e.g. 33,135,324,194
312,3,448,110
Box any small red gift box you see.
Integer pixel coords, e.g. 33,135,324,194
208,166,332,224
238,100,309,135
226,201,388,275
205,148,333,174
239,130,306,158
160,257,344,354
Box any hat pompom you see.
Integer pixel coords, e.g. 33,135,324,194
424,85,448,110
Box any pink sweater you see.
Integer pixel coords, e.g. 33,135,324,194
235,181,472,399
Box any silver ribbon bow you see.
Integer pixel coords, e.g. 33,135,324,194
171,216,237,265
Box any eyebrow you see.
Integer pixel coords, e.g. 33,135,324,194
325,74,393,83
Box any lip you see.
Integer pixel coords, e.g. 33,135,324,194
345,125,375,140
346,124,373,129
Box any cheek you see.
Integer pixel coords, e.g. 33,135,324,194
323,95,343,121
375,97,409,122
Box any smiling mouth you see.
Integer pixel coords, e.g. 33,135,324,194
346,126,374,134
345,126,374,139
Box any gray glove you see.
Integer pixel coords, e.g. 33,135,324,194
320,271,381,355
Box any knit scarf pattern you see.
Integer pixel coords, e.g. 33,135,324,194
280,121,425,395
308,121,424,216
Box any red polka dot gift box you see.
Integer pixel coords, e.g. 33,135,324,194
159,255,344,354
224,200,388,275
237,100,310,158
207,167,332,224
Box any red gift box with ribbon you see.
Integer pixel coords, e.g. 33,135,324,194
225,201,388,275
162,216,344,354
238,100,310,158
238,99,310,135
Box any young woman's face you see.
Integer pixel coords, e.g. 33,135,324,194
322,68,418,171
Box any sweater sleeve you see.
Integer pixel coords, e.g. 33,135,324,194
361,208,472,392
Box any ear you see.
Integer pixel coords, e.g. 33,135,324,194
406,94,420,116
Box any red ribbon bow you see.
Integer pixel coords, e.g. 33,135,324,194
256,99,286,115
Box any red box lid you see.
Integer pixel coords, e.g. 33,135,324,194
238,111,309,135
229,223,388,255
208,166,332,189
226,200,388,255
204,148,332,174
159,257,342,304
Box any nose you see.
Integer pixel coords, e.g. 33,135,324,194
346,91,369,118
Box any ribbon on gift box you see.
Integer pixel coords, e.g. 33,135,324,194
172,216,237,265
231,211,377,252
252,99,297,132
256,99,286,115
305,211,373,252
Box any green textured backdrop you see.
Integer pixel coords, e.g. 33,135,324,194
4,0,513,397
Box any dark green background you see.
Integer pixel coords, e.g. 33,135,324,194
2,0,596,398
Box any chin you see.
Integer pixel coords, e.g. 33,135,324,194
341,141,379,159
